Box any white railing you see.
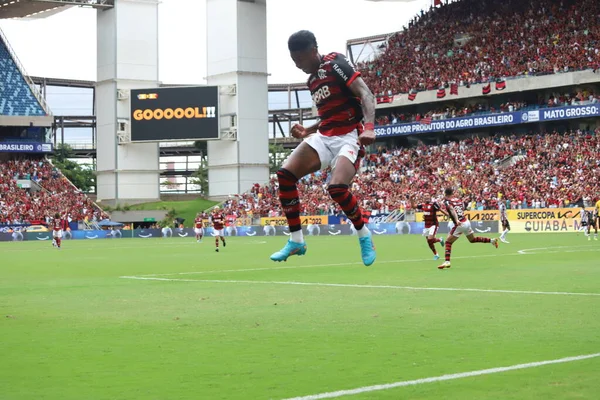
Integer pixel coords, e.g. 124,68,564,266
0,26,51,116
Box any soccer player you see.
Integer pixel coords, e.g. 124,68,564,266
499,201,511,243
51,212,64,249
412,197,447,260
579,206,589,236
194,212,204,243
586,209,598,241
211,206,226,252
270,30,377,266
438,188,499,270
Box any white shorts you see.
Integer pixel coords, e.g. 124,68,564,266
302,130,361,171
422,225,439,237
53,229,62,239
194,228,204,235
449,220,474,238
213,229,224,237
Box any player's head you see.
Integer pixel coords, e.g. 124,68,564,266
54,212,60,219
444,188,454,198
213,206,219,212
288,30,320,74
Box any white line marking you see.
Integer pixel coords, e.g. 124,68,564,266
136,244,599,277
137,253,515,277
518,245,600,255
281,352,600,400
119,276,600,297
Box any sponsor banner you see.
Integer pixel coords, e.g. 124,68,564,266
416,210,499,222
0,142,53,153
375,104,600,137
506,208,582,221
0,222,500,242
260,215,328,226
130,86,219,142
511,219,586,234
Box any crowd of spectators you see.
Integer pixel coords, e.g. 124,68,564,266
360,0,600,96
219,129,600,218
376,90,600,126
0,157,107,226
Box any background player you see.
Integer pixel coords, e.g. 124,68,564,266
270,30,376,266
51,212,66,249
211,206,226,252
438,188,498,269
586,208,598,241
194,212,204,243
499,200,510,243
578,206,589,236
411,196,447,260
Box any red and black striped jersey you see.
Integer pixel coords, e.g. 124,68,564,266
307,52,363,137
211,213,225,230
417,202,441,228
444,198,467,225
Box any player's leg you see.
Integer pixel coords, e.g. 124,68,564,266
215,231,220,251
466,231,498,248
439,230,459,269
500,220,510,243
221,232,226,247
328,155,376,266
55,230,62,249
270,142,321,262
427,226,441,259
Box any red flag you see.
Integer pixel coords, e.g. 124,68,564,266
450,83,459,95
434,0,442,5
436,88,446,99
495,79,506,91
408,90,417,101
482,83,491,95
420,117,433,125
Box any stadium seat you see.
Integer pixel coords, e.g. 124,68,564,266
0,37,45,117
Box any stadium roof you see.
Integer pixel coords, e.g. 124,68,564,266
0,0,113,19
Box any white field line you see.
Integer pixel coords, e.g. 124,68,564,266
281,353,600,400
119,276,600,297
137,245,600,277
517,244,600,255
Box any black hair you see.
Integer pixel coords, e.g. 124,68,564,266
288,30,318,52
444,188,454,196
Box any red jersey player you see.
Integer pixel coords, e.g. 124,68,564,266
438,188,498,269
51,212,67,249
270,30,376,266
210,206,226,252
194,212,204,243
412,197,448,260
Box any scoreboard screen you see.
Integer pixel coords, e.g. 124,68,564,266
130,86,219,142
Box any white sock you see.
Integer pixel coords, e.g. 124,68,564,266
502,229,509,237
357,225,370,238
291,230,304,243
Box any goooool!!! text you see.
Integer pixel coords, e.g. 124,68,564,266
133,106,216,121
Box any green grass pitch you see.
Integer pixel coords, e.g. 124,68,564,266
2,233,599,399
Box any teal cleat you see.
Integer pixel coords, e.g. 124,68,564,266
270,240,307,262
359,233,376,266
439,237,445,247
433,254,440,261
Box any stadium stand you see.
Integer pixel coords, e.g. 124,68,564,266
0,34,46,116
359,0,600,96
0,157,107,226
220,130,600,218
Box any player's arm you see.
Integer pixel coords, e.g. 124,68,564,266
446,203,459,223
349,77,376,146
331,54,376,145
